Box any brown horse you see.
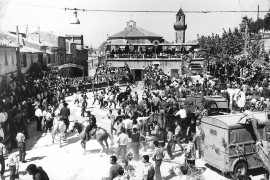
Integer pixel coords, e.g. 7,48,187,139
71,121,114,156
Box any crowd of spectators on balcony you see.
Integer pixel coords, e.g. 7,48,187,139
107,46,204,59
95,63,127,75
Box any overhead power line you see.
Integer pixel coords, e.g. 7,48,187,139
6,1,270,14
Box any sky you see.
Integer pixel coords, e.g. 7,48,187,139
0,0,270,48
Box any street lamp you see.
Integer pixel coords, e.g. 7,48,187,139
65,8,85,24
70,11,80,24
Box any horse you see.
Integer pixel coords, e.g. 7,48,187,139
51,116,67,148
71,121,114,156
117,91,129,105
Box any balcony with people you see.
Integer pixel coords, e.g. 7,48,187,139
106,45,204,60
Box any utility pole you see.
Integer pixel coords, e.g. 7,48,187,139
244,24,248,56
241,24,248,78
38,26,41,43
257,5,260,35
16,26,21,79
257,5,259,21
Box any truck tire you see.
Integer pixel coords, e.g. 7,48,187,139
230,161,248,179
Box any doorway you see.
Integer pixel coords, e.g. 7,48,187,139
171,69,179,78
134,69,142,81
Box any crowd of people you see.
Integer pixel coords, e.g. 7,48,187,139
1,58,270,179
95,62,270,180
107,46,205,60
207,60,267,87
96,63,127,75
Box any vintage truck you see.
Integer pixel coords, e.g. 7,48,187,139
180,95,231,116
200,112,270,178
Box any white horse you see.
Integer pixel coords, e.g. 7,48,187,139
51,116,67,148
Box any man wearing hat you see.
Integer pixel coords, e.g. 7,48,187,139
84,111,97,142
60,101,70,133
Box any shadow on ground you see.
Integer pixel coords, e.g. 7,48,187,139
205,164,268,179
27,156,47,162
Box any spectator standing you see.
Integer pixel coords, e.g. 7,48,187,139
73,92,79,106
44,109,53,133
92,89,99,106
175,106,187,127
35,105,43,131
6,146,19,180
99,91,104,109
134,92,139,104
237,88,246,113
142,155,155,180
106,109,116,135
0,123,4,142
81,99,87,117
0,137,6,179
81,92,88,108
104,93,109,108
173,121,184,153
116,129,129,158
185,136,196,167
152,140,164,180
0,108,7,139
152,94,161,113
138,119,147,152
109,92,117,109
166,127,174,160
108,156,122,180
122,116,133,138
131,127,140,161
16,128,26,163
195,119,202,158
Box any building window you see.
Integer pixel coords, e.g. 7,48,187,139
4,49,8,66
11,53,14,64
48,55,51,64
38,54,43,65
22,54,27,67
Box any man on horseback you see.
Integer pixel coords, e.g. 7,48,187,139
85,111,97,142
59,102,70,133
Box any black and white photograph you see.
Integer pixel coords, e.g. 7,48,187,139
1,0,270,179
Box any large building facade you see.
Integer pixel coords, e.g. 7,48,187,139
104,8,201,80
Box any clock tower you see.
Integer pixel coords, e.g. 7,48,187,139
174,8,187,43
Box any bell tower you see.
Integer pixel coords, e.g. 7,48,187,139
174,8,187,43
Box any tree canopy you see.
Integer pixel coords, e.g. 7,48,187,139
198,28,244,61
198,13,270,64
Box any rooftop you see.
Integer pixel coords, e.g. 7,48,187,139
109,20,163,40
176,8,185,16
202,112,268,129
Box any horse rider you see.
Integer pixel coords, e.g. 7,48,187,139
59,102,70,133
85,111,97,142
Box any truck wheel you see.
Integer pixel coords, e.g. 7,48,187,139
230,162,248,179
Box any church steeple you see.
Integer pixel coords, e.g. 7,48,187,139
174,8,187,43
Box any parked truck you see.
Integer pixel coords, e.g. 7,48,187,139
200,112,269,179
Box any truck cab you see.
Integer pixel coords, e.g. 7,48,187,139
202,95,231,116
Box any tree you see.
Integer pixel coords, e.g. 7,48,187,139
198,28,244,60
